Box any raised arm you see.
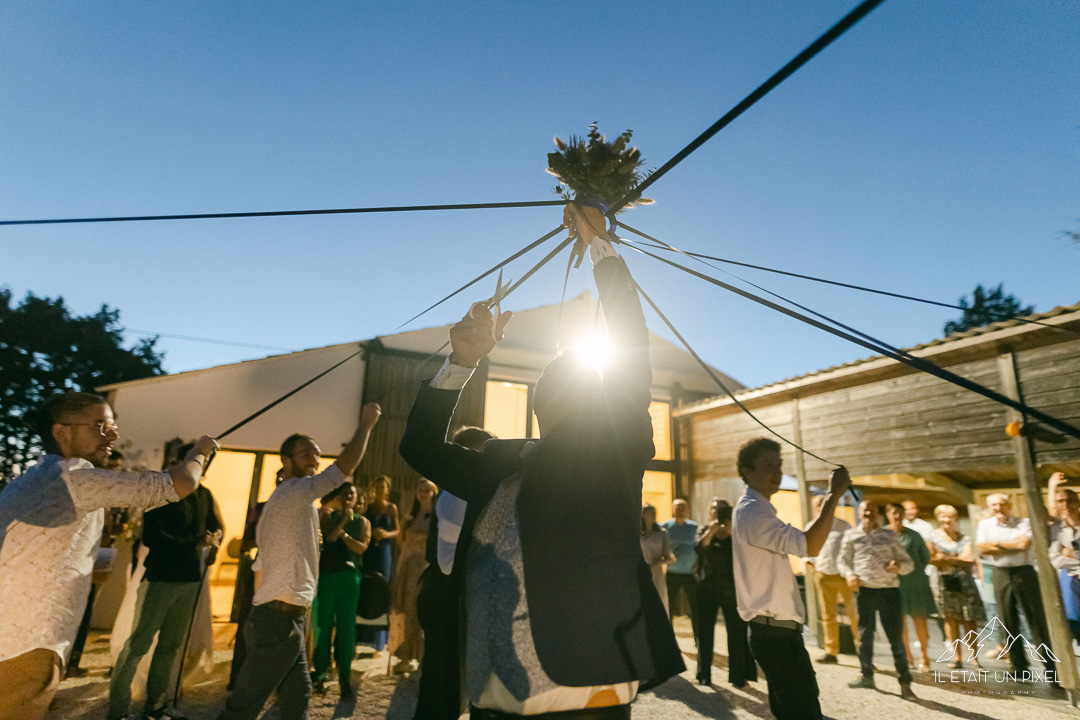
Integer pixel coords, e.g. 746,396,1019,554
804,467,851,557
169,435,219,499
334,403,382,477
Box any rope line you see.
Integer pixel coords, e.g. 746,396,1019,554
632,275,837,466
616,221,1080,339
610,0,888,213
0,200,566,226
122,328,297,352
393,225,564,332
623,242,1080,441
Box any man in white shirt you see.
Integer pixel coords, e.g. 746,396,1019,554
804,493,858,664
975,493,1054,675
0,392,217,720
731,437,850,720
218,402,381,720
901,500,934,540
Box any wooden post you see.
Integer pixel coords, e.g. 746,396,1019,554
791,397,821,644
997,352,1078,699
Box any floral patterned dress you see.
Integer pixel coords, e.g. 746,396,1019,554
928,529,986,623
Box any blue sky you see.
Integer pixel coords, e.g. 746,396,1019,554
2,1,1077,389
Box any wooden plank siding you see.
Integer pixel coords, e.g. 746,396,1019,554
682,335,1080,493
359,343,487,507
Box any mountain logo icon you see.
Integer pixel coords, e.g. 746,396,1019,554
936,616,1060,664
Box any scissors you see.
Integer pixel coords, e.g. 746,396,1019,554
468,269,513,341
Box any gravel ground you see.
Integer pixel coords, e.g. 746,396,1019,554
49,619,1079,719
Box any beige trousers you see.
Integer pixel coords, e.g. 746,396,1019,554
0,649,62,720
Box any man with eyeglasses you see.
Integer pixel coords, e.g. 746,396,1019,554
218,402,381,720
0,392,218,720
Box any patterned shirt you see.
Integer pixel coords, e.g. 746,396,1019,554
466,470,636,714
838,525,914,589
252,464,346,608
0,455,178,664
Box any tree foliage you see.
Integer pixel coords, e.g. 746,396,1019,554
943,284,1034,336
0,288,164,483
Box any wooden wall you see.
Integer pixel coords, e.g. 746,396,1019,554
359,344,487,508
684,339,1080,492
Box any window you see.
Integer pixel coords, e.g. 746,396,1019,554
484,380,532,439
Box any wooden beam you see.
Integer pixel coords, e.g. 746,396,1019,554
791,397,821,646
998,351,1078,697
919,472,974,504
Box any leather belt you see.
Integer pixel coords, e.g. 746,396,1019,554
263,599,307,618
470,704,631,720
749,615,802,632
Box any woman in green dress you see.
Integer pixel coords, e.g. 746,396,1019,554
886,503,936,672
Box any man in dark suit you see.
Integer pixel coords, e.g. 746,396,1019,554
400,204,684,720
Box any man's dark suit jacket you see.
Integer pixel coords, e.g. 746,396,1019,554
400,255,684,690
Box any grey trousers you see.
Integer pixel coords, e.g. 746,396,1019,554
218,603,311,720
108,580,201,719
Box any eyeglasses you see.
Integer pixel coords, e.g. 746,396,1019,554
61,421,119,437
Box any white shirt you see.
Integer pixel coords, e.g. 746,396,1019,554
804,515,851,576
0,455,178,664
435,491,467,575
732,486,808,623
903,517,935,541
975,515,1032,568
252,464,345,607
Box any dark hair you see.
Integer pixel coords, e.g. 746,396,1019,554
368,474,391,490
710,497,733,524
280,433,316,460
109,449,125,461
736,437,781,479
885,502,905,515
453,426,494,450
321,481,356,507
641,502,658,534
38,392,108,454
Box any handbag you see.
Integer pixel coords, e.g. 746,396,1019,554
941,573,963,593
357,570,391,619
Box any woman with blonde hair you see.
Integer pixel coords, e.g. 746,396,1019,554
927,504,986,669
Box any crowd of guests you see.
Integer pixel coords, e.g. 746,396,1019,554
2,204,1076,720
638,471,1076,715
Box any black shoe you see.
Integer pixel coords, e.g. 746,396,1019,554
848,675,875,689
816,654,839,665
900,683,917,701
340,684,355,700
696,675,711,686
731,681,748,690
